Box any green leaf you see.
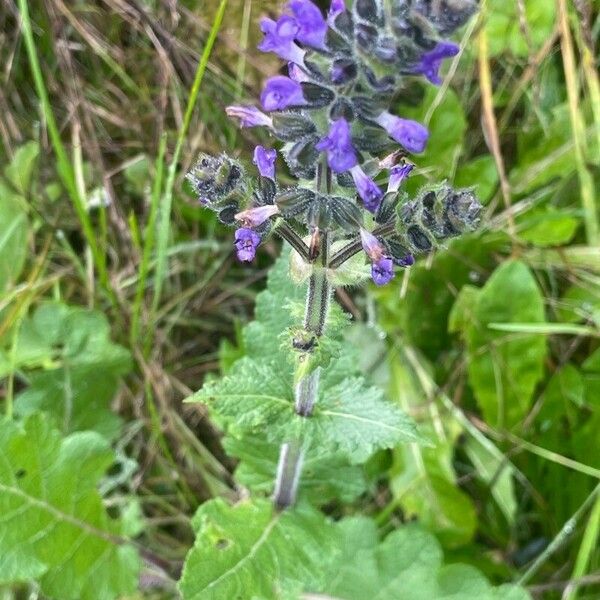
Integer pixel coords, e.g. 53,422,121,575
517,206,579,247
485,0,555,57
224,435,368,505
556,284,600,326
15,366,124,441
4,141,40,195
448,285,481,334
0,413,140,599
0,183,29,293
378,233,505,361
178,498,338,600
1,303,132,440
190,358,421,464
0,303,131,377
317,517,530,600
389,360,477,547
465,261,547,428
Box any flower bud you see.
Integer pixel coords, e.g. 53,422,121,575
253,146,277,180
235,204,279,227
375,112,429,153
225,105,273,129
388,161,414,192
360,228,385,261
316,118,358,173
350,165,383,213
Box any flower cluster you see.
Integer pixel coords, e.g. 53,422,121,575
189,0,480,284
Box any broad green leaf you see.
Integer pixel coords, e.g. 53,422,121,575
4,141,40,195
223,436,368,505
316,517,530,600
0,183,29,293
517,206,579,247
448,285,481,334
190,358,421,463
0,413,139,599
178,498,338,600
0,302,131,377
465,261,547,428
389,360,476,547
485,0,555,57
1,303,132,440
15,366,124,440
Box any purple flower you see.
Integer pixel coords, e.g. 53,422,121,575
288,62,310,82
253,146,277,179
388,161,414,192
371,257,395,286
328,0,345,23
395,254,415,267
375,112,429,153
288,0,328,49
258,16,306,64
360,228,384,261
261,76,306,111
235,204,279,228
315,118,358,173
225,105,273,128
411,41,460,85
350,165,384,213
234,228,261,262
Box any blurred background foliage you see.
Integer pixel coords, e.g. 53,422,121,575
0,0,599,598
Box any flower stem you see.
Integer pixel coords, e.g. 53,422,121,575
273,163,332,510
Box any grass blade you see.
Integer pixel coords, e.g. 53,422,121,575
17,0,116,306
151,0,229,316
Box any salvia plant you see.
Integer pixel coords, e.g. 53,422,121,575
179,0,529,598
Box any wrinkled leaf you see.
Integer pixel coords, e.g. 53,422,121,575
178,498,337,600
0,413,139,599
317,517,530,599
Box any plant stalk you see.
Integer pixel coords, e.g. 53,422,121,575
273,161,332,510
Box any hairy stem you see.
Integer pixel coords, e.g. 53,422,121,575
273,160,332,510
